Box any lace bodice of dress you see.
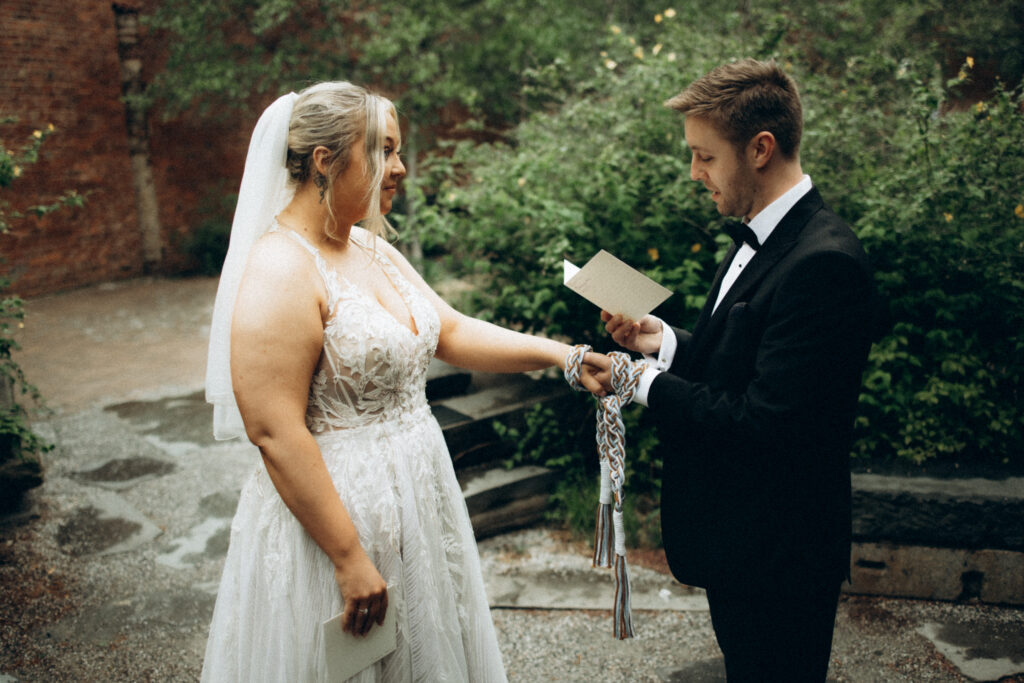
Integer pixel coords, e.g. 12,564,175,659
277,226,441,432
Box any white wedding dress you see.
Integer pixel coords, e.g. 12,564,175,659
201,226,507,682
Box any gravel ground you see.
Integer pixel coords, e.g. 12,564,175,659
480,530,1024,683
4,487,1024,682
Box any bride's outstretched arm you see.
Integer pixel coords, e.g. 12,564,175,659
230,234,388,636
379,239,605,392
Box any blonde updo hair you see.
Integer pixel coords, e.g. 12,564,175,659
286,81,399,242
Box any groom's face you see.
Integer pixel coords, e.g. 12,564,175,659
685,116,757,220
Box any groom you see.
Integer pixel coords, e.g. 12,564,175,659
595,59,878,681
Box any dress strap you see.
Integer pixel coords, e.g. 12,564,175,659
277,224,319,257
276,225,343,311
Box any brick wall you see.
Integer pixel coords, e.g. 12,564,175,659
0,0,251,297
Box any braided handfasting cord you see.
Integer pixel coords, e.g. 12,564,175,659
564,344,644,639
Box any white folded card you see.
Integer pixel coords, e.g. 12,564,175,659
322,587,397,682
564,250,672,321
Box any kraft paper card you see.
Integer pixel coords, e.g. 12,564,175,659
322,587,397,682
563,250,672,320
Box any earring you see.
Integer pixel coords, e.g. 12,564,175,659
314,172,328,202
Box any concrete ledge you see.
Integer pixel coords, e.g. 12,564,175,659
848,542,1024,606
852,474,1024,551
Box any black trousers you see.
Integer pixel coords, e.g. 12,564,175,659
706,572,841,682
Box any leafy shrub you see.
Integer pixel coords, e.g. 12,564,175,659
496,400,664,546
419,10,757,346
0,120,75,509
182,190,237,276
821,65,1024,466
421,3,1024,483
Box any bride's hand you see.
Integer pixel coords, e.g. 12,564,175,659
333,549,388,636
581,352,613,397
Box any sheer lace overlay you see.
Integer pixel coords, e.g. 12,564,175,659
201,226,507,682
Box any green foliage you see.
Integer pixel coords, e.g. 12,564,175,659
1,121,84,234
496,400,664,545
182,189,237,276
417,5,764,342
833,68,1024,465
145,0,671,127
0,119,73,502
144,0,673,254
0,284,52,463
421,5,1024,473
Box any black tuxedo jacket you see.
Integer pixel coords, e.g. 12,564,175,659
648,188,876,590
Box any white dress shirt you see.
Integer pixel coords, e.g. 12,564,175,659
632,175,813,407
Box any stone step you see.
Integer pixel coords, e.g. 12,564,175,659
459,464,558,539
425,358,472,402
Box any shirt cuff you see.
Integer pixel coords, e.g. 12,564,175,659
634,365,661,407
642,316,676,371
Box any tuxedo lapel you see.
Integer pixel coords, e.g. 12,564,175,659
686,189,826,369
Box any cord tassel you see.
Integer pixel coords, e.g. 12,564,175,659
564,344,644,639
613,553,635,639
592,503,613,568
593,446,614,568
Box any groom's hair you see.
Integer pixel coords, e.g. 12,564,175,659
665,58,803,159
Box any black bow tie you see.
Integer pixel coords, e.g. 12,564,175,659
724,221,761,250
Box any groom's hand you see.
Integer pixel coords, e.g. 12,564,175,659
580,351,613,397
601,311,663,355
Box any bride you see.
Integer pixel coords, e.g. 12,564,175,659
202,82,602,681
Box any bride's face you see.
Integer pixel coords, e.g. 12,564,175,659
331,113,405,224
378,114,405,215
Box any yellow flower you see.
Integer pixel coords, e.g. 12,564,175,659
18,322,24,329
966,56,975,69
447,192,456,202
610,25,621,34
517,177,526,187
652,43,663,56
976,101,987,113
633,46,644,60
600,50,608,57
648,247,660,261
1015,204,1024,219
628,37,636,46
604,59,618,70
47,123,55,131
958,70,967,80
665,8,676,18
12,166,21,178
943,212,953,222
667,52,677,62
655,13,663,23
32,130,42,139
690,243,701,254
